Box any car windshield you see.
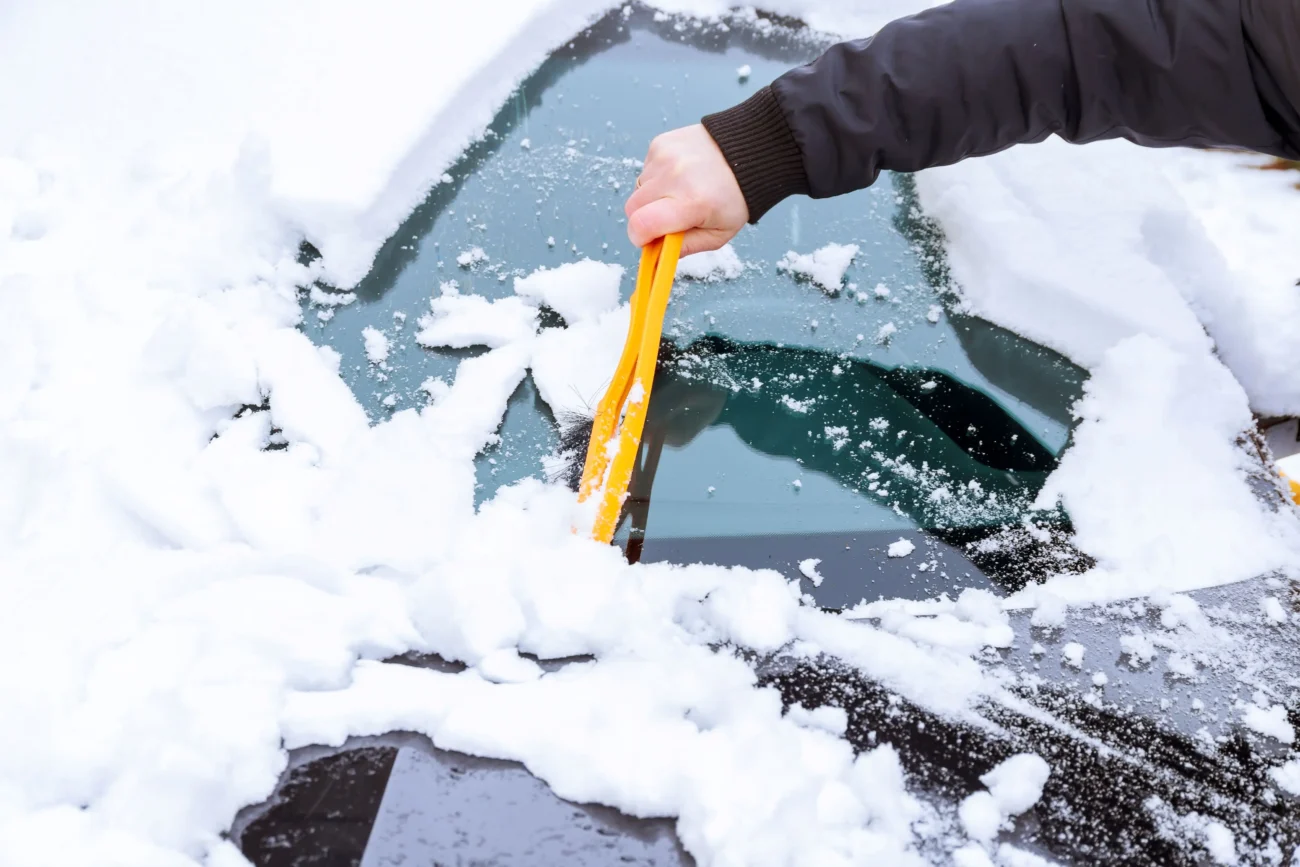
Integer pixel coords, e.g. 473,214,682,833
303,8,1088,607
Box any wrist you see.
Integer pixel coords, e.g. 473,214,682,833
701,86,810,223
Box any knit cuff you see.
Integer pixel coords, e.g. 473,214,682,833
702,86,810,223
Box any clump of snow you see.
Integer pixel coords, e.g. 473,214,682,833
780,395,814,414
887,538,915,558
982,753,1051,817
777,242,859,294
513,259,624,324
876,322,897,343
676,243,745,281
798,558,825,587
1203,822,1238,865
1239,702,1296,744
1261,595,1288,625
959,753,1050,843
361,326,390,366
456,246,488,268
1029,593,1067,629
1120,630,1158,667
1061,642,1085,669
735,64,751,80
958,792,1003,842
1270,759,1300,795
824,425,850,450
1166,652,1199,680
416,294,539,349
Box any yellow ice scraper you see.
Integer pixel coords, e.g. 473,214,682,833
1279,454,1300,505
577,232,683,543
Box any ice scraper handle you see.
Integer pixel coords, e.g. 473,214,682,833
577,232,683,544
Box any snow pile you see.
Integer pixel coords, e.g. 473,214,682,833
513,259,624,324
676,243,745,281
924,141,1300,417
777,242,859,294
1013,335,1298,604
0,0,616,291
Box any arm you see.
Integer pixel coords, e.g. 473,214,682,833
706,0,1300,220
625,0,1300,248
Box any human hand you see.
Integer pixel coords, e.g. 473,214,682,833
623,124,748,256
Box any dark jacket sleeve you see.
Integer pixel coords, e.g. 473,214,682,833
702,0,1300,222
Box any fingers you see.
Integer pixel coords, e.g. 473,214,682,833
680,227,733,257
626,196,706,249
623,175,660,219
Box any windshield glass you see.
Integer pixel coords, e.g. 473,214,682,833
302,8,1088,605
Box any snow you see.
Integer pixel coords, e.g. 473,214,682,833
777,242,859,294
361,326,390,366
1120,631,1158,667
1261,595,1288,624
416,294,540,349
1010,334,1299,607
530,304,631,417
4,0,1300,863
736,64,752,80
513,258,624,324
786,703,848,736
456,246,489,268
1203,822,1238,865
676,243,745,281
1270,759,1300,795
960,754,1050,844
953,844,997,867
958,792,1003,842
798,558,825,587
1061,643,1085,669
1239,703,1296,745
887,538,915,558
982,753,1051,817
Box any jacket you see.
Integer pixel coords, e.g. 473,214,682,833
702,0,1300,221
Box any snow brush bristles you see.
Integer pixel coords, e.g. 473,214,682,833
573,232,683,544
